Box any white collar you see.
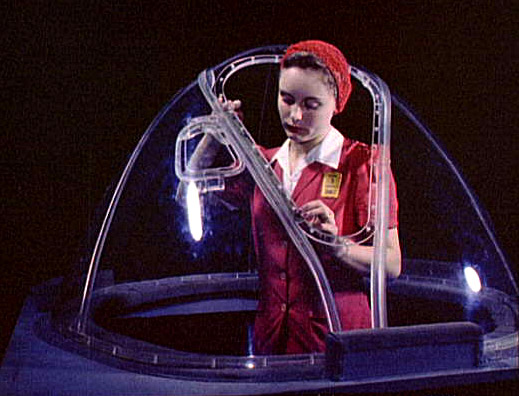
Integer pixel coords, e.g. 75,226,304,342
272,126,344,171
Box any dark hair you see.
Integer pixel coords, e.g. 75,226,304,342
281,52,338,99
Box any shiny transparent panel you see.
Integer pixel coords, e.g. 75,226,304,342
65,46,517,373
391,97,517,296
76,49,387,334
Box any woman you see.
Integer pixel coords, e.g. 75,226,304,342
220,40,401,354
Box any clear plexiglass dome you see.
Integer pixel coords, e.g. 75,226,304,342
47,45,517,382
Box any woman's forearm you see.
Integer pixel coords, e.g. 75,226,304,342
187,134,221,170
334,228,402,278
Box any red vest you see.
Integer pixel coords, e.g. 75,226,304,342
251,138,398,354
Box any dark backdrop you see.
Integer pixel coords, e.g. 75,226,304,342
2,0,517,358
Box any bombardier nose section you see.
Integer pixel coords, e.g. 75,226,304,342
36,45,517,385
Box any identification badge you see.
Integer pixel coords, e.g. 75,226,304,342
321,172,342,198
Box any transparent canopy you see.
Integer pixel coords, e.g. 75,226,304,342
51,45,517,381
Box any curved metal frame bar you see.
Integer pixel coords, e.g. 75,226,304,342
197,67,342,332
175,114,246,193
199,52,393,328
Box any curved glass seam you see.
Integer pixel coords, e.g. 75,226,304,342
75,83,197,333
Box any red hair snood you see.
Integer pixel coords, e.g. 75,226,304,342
281,40,352,114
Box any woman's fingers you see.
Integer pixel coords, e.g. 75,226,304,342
218,95,241,112
300,200,333,221
223,100,241,111
298,200,337,234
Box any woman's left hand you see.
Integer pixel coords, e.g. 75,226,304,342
298,200,338,235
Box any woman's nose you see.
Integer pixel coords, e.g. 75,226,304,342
290,105,303,123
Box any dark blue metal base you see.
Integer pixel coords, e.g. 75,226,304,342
1,281,518,395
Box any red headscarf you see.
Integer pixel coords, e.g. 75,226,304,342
281,40,352,114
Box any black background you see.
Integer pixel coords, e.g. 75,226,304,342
1,0,517,364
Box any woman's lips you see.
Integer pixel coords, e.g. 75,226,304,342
285,124,307,135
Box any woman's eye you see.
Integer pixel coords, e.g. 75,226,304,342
305,101,320,110
282,96,295,105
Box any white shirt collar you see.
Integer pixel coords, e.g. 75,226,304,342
272,126,344,171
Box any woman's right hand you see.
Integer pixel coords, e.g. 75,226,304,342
218,95,243,119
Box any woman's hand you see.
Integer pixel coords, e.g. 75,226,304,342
298,200,338,235
218,95,243,119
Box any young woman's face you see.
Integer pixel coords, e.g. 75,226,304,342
277,67,336,148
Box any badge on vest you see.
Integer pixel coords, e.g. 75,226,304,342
321,172,342,198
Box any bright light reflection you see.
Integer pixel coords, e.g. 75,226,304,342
186,182,203,241
464,266,482,293
245,361,255,369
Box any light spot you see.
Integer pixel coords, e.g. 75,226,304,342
464,266,482,293
186,182,203,241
